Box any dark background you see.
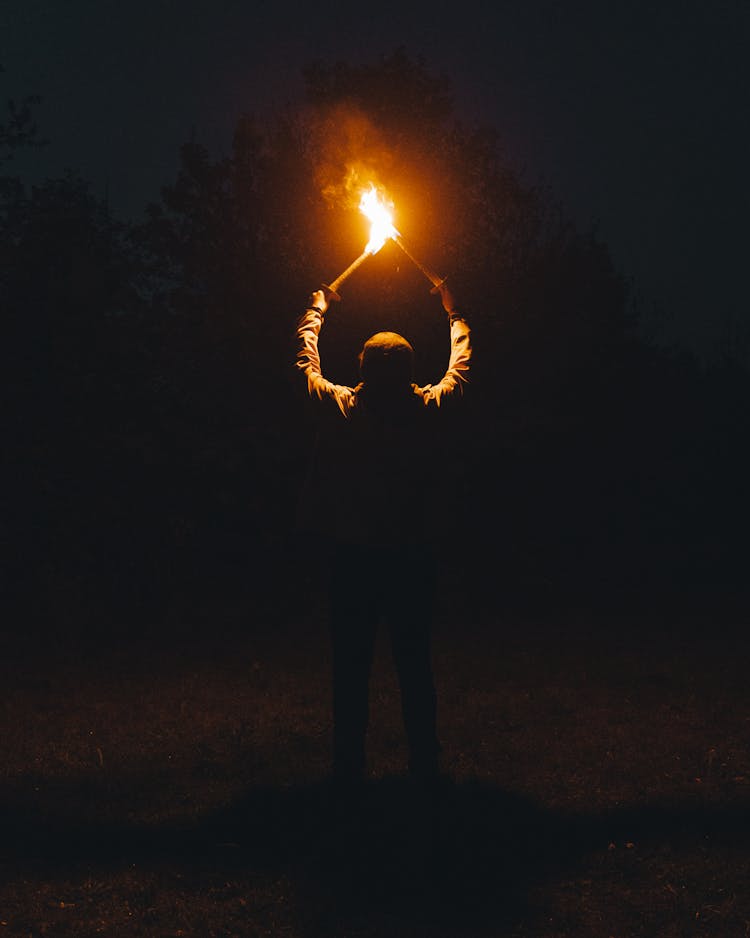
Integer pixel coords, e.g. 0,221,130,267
2,9,750,936
4,0,748,360
2,1,749,634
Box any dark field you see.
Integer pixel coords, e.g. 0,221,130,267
2,567,750,937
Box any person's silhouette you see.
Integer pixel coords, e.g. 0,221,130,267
295,283,471,786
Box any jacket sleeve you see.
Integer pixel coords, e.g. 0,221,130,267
295,306,356,417
421,316,472,407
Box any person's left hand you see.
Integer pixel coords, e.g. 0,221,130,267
436,280,459,317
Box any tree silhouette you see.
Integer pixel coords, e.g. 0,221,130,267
6,53,745,627
0,66,45,167
128,51,656,605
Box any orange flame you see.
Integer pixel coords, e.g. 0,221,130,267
359,185,397,254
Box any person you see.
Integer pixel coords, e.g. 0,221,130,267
294,282,471,787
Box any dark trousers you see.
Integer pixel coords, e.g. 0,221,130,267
329,542,440,780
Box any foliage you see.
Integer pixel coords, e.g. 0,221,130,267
0,62,45,166
3,53,747,618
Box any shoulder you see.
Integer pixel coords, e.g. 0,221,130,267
325,382,359,418
414,383,439,406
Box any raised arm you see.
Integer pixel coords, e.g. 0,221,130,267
422,282,472,407
295,289,356,416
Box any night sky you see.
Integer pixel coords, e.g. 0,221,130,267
3,0,748,360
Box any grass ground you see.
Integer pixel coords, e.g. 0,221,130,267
2,568,749,937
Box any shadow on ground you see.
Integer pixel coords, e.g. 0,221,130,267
2,773,749,936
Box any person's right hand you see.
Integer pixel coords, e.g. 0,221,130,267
308,289,329,315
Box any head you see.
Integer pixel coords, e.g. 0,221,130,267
358,331,414,392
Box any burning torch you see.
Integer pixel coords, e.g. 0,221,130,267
322,187,395,301
322,185,447,300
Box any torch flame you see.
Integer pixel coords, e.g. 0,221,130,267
359,185,397,254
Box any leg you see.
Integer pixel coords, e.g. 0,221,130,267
387,548,440,780
329,545,380,782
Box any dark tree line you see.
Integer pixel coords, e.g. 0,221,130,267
3,52,747,630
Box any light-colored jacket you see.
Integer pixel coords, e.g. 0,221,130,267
295,306,472,546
